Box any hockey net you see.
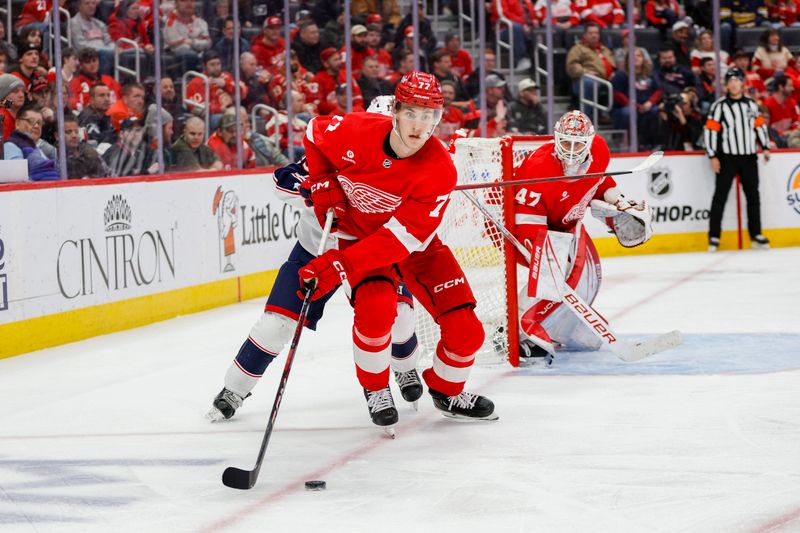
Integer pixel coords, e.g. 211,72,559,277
414,135,552,368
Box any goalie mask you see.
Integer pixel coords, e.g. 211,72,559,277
391,71,443,151
554,111,595,174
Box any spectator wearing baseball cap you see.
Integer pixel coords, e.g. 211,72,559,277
251,16,286,73
346,24,376,74
103,115,150,177
393,1,437,54
0,74,26,140
207,109,256,170
510,79,547,135
664,20,692,69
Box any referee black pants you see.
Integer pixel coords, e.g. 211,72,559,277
709,154,762,240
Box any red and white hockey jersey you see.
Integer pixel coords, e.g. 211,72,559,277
575,0,625,26
512,136,616,260
303,112,457,272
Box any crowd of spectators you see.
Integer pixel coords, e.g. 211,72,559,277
1,0,799,181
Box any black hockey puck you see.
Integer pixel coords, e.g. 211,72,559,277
305,480,326,491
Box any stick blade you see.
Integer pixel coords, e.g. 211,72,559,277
222,466,257,490
615,330,683,362
630,151,664,173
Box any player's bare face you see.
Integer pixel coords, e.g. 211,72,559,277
392,104,442,155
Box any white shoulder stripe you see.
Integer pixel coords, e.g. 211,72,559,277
305,117,316,144
384,216,423,253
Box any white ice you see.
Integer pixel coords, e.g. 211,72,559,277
2,248,799,533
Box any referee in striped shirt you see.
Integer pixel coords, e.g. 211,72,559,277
704,67,771,252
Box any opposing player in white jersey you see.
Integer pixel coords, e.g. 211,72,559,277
509,110,654,362
207,97,422,421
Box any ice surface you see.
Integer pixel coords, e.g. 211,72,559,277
1,248,799,533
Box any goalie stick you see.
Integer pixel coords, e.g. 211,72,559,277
455,151,664,191
222,211,335,490
459,190,681,362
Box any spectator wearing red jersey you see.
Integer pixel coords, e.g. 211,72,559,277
752,28,799,96
328,82,366,116
489,0,534,71
106,81,146,132
443,33,473,79
186,50,246,120
69,49,122,112
576,0,625,28
12,43,45,92
430,49,470,102
732,49,768,101
15,0,52,33
436,80,465,142
163,0,211,73
533,0,581,28
109,0,154,53
313,47,346,114
644,0,680,35
207,111,256,169
0,74,25,140
767,0,798,26
764,74,799,135
366,24,393,79
267,49,319,111
345,25,376,75
691,30,730,77
251,16,285,73
47,47,78,87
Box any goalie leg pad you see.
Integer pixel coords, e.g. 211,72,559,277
422,306,483,396
352,277,398,391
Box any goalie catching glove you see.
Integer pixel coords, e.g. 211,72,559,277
590,193,653,248
298,249,352,300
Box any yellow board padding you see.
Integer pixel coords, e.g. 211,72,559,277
0,270,278,360
593,228,800,257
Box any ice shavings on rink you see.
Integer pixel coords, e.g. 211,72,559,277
0,248,799,533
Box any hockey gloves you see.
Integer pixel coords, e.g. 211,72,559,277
298,249,351,300
590,196,653,248
302,176,348,230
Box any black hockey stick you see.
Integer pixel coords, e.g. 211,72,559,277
454,151,663,191
222,210,334,490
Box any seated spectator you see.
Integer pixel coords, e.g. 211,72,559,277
107,82,146,132
644,0,680,35
320,9,345,50
0,74,25,140
752,28,799,96
15,0,53,36
566,23,615,113
759,104,788,148
71,0,115,74
430,49,470,102
78,83,117,147
766,0,798,27
12,43,46,92
655,46,697,95
614,30,652,70
611,48,662,147
732,48,768,101
388,50,414,87
391,26,428,73
328,82,367,115
352,0,402,27
764,74,799,135
186,50,244,119
207,110,256,169
17,27,50,72
721,0,769,32
4,106,60,181
0,21,17,66
163,0,211,73
251,16,285,73
488,0,533,71
345,25,375,74
70,48,122,112
394,1,438,56
143,104,174,171
436,80,466,142
213,16,251,72
151,77,183,135
691,30,730,77
313,48,347,114
108,0,155,74
171,115,222,171
664,21,692,69
240,51,272,112
267,49,321,112
509,78,547,135
48,47,79,86
265,90,309,156
236,106,288,167
697,57,718,112
534,0,581,29
657,87,704,150
292,20,323,74
576,0,625,28
356,55,393,108
441,33,473,80
62,115,108,178
28,78,58,160
103,117,150,176
366,24,393,79
463,74,509,137
465,49,504,98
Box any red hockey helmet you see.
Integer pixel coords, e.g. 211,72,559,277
394,71,444,110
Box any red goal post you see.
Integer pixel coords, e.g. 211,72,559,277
414,135,553,368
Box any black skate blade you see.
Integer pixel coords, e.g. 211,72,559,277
440,411,499,422
222,466,257,490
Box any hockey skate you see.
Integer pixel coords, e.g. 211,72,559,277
206,388,250,422
429,388,498,421
708,237,720,252
519,339,554,367
393,369,423,410
364,387,399,438
751,234,770,250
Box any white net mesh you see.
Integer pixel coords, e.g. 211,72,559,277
414,136,550,367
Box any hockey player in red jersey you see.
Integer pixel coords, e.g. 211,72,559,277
299,72,497,428
511,110,653,361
